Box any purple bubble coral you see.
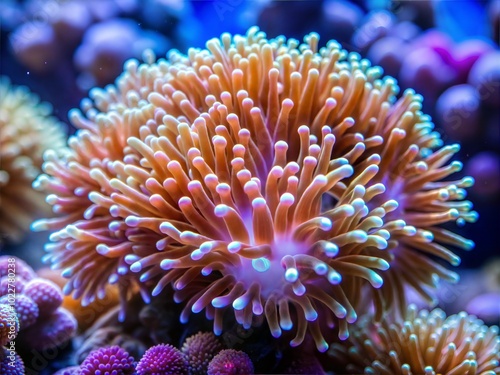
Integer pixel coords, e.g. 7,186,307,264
80,346,135,375
207,349,254,375
35,27,477,351
136,343,188,375
0,347,25,375
0,276,26,297
0,256,37,281
0,304,19,347
181,331,224,375
0,294,39,329
23,278,63,317
18,307,76,350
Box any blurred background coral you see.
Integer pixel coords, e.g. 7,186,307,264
0,0,499,374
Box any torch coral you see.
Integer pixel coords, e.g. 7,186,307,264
329,304,500,375
34,27,477,351
181,331,224,375
80,345,135,375
0,77,66,242
0,304,19,346
207,349,254,375
136,343,189,375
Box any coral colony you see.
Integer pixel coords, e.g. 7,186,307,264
0,26,498,374
0,78,66,243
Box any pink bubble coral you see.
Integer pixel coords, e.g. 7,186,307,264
0,294,39,329
23,278,63,317
18,307,76,350
181,331,224,375
0,346,25,375
35,27,477,351
207,349,254,375
136,343,189,375
0,304,18,346
80,345,135,375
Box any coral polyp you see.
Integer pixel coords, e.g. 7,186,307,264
34,27,477,351
329,305,500,375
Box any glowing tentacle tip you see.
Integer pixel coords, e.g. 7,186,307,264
227,241,242,253
324,242,339,257
319,218,332,231
285,268,299,282
160,259,175,270
252,258,271,272
96,244,109,255
328,270,342,284
130,262,142,273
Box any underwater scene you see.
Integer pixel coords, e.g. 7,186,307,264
0,0,499,374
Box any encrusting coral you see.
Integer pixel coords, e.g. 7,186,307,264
329,304,500,375
0,77,66,242
34,27,477,351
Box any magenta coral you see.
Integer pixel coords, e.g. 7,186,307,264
23,278,63,317
19,307,76,350
0,304,18,347
34,27,477,351
136,343,189,375
0,347,25,375
0,294,39,329
181,331,224,375
80,346,135,375
207,349,254,375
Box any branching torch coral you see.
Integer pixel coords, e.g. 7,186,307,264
34,27,477,351
328,304,500,375
0,77,66,242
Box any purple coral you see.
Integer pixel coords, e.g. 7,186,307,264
181,332,224,375
0,294,39,329
0,304,18,346
23,278,63,317
136,344,188,375
19,307,76,351
80,346,135,375
0,347,25,375
207,349,254,375
53,366,81,375
0,276,26,296
0,256,36,281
